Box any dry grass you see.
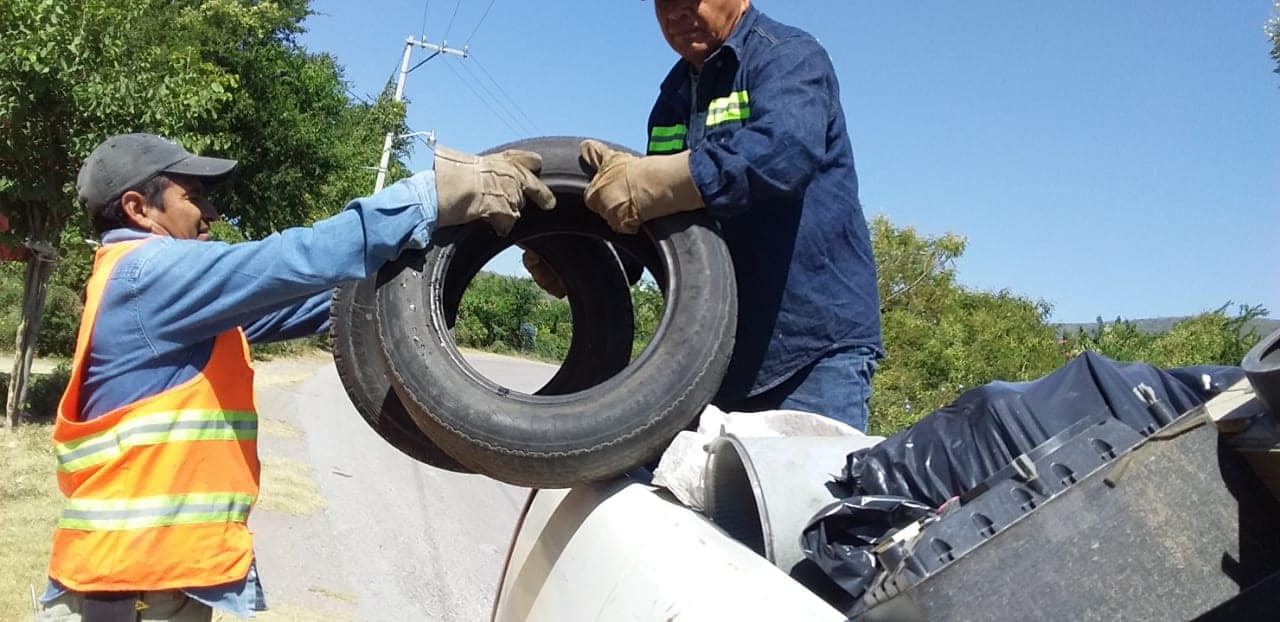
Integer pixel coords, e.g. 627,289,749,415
0,425,61,622
257,456,325,516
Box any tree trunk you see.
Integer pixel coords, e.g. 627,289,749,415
5,255,55,428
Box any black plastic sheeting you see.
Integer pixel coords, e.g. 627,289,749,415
801,352,1244,602
799,496,933,602
840,352,1243,507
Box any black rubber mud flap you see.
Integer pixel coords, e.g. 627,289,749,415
376,136,738,487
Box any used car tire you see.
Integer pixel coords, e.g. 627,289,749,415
331,277,468,471
376,136,737,487
332,234,635,469
1243,327,1280,415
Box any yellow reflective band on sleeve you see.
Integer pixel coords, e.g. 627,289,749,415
58,492,255,531
706,91,750,127
55,410,258,473
649,124,688,154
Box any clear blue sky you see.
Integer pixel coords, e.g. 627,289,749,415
299,1,1280,323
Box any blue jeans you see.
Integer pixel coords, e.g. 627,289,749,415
719,346,879,431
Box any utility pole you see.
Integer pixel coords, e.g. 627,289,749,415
373,36,469,193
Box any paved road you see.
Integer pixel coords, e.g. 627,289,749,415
251,352,559,621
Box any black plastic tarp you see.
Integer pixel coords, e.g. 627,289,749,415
840,352,1243,507
801,353,1243,603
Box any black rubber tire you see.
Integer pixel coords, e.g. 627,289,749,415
331,278,469,471
1243,327,1280,416
331,234,635,469
429,230,638,398
376,136,738,487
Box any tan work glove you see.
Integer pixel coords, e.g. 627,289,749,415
435,146,557,235
580,139,704,234
522,250,567,298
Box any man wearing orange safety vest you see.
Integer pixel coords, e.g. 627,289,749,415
36,133,554,621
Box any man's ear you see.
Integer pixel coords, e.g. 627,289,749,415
119,190,152,229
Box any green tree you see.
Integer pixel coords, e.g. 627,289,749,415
455,273,543,351
1269,4,1279,77
1065,317,1155,362
0,0,408,425
529,297,572,360
630,279,664,359
1066,304,1267,368
0,0,235,426
868,217,1062,435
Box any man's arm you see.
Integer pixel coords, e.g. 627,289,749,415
128,172,435,352
242,289,332,344
690,36,836,219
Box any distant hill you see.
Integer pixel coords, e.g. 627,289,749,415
1056,316,1280,338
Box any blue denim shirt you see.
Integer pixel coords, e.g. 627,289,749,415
648,6,884,401
43,170,439,618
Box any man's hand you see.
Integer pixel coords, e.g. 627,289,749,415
522,250,567,298
580,139,704,234
435,146,557,235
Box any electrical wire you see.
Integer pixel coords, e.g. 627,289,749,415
418,0,431,40
443,56,526,137
346,87,373,104
461,61,539,136
442,0,462,42
454,58,537,135
468,53,543,134
463,0,499,46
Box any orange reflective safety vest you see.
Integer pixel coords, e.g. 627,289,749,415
49,239,260,592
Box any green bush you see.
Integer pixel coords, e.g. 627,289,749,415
25,363,71,422
0,363,72,423
250,333,332,361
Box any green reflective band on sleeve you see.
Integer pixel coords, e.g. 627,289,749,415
648,138,686,153
59,492,255,531
706,91,751,127
650,124,688,138
649,124,688,154
56,410,257,473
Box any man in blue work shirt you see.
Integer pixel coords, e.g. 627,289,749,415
538,0,883,430
37,133,553,621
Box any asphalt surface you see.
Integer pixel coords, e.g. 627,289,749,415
251,352,559,622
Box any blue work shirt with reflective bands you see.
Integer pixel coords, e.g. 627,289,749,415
648,6,884,400
43,170,439,618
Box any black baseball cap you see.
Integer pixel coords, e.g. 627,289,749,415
76,133,237,210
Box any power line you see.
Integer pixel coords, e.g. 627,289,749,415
418,0,431,39
443,56,525,137
346,87,373,104
455,57,537,135
463,0,499,46
442,0,462,41
469,53,543,134
447,56,528,136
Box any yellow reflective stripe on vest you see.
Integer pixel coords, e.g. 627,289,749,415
706,91,750,126
58,492,255,531
649,124,688,153
55,410,257,473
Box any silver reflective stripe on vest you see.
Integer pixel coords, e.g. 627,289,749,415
55,410,257,473
649,124,688,153
706,91,750,127
59,492,255,531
